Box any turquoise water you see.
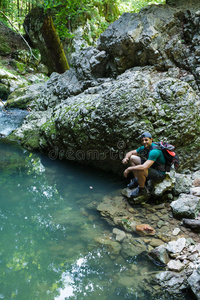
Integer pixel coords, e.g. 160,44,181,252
0,109,194,300
0,137,161,300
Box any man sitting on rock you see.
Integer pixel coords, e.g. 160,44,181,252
122,132,166,198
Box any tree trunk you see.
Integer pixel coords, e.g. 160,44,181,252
23,7,69,75
41,14,69,74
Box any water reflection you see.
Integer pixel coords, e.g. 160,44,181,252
0,139,126,299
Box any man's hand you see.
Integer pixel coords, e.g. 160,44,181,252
123,167,130,178
122,157,129,164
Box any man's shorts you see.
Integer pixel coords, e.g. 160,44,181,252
147,168,166,182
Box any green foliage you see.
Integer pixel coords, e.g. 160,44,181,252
0,0,166,44
118,0,165,13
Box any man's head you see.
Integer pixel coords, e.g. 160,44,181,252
140,132,153,149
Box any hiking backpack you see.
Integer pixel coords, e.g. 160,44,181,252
153,142,180,172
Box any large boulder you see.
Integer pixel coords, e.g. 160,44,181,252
9,65,200,175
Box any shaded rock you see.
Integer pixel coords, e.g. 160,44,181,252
183,219,200,233
0,22,29,55
5,83,44,109
148,245,170,266
135,224,156,236
188,265,200,300
170,193,200,219
121,237,147,258
72,47,109,80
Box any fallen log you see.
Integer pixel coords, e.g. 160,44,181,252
183,218,200,233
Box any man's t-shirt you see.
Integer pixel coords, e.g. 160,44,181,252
136,143,166,173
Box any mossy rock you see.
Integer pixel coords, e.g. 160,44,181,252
9,130,40,150
10,60,27,74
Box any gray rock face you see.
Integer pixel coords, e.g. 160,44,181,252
97,4,200,88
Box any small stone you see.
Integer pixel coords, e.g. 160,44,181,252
150,238,164,247
157,220,165,228
154,203,165,209
113,228,126,242
136,224,156,236
167,259,185,272
172,227,181,236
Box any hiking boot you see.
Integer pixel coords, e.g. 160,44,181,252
127,178,138,189
130,186,148,198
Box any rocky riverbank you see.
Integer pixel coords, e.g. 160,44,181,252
93,170,200,299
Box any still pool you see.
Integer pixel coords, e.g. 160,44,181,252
0,136,166,300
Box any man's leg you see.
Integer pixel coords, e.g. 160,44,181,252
129,155,141,178
129,155,148,186
130,168,149,198
127,155,141,188
147,168,166,182
137,169,148,188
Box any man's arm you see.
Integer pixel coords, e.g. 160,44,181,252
122,149,138,164
123,160,154,178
